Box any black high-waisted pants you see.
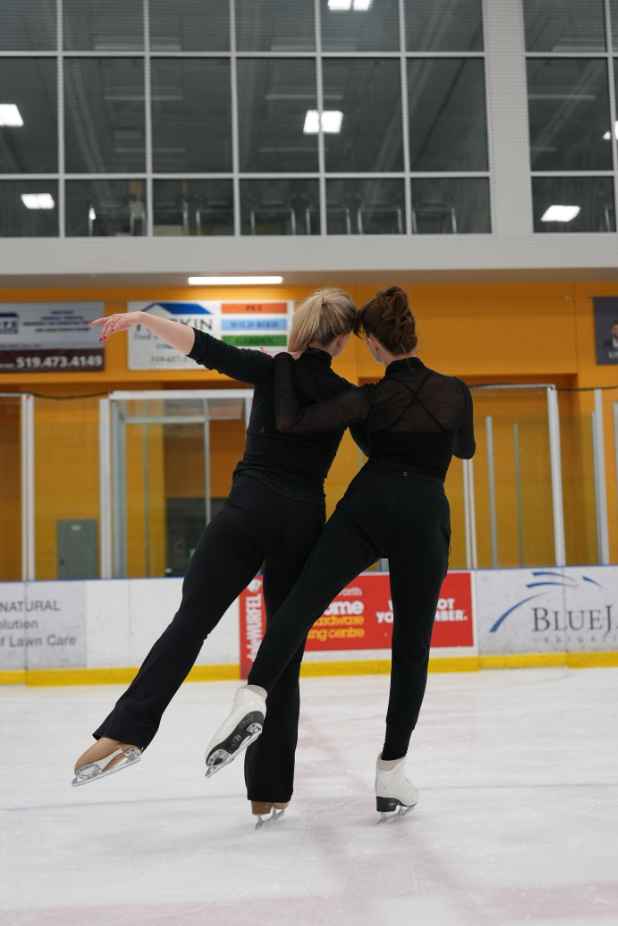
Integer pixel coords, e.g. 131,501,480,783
94,475,325,803
248,463,451,758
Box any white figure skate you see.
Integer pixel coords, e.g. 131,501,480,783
251,800,289,829
205,687,266,779
375,753,419,822
72,738,142,787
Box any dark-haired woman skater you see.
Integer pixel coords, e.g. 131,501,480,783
205,286,476,820
72,288,369,826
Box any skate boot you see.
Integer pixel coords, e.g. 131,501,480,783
375,753,418,822
72,737,142,787
251,800,289,829
205,686,266,779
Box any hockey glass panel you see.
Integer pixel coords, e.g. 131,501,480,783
326,179,405,235
66,180,147,237
0,59,57,174
237,59,318,172
0,181,58,236
527,59,611,172
410,179,491,234
154,180,234,236
407,59,488,171
236,0,315,51
150,0,230,52
558,390,601,568
241,179,319,235
532,177,615,232
524,0,606,52
0,398,22,583
64,59,146,173
405,0,483,52
151,60,232,173
0,0,56,50
63,0,144,50
322,59,403,172
320,0,399,53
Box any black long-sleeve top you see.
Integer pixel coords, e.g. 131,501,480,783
187,329,369,504
272,353,475,482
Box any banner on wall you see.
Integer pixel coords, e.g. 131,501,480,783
127,300,294,371
0,582,86,670
475,567,618,655
238,571,475,678
0,302,104,372
592,297,618,364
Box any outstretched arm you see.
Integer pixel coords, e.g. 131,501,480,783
454,380,476,459
188,328,272,386
90,310,195,354
273,352,374,433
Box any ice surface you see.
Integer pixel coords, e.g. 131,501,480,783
1,668,617,925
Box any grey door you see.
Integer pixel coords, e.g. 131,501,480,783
57,519,99,579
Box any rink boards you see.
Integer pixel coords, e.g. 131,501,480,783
1,567,618,683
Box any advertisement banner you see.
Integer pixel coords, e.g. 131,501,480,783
0,582,86,670
592,297,618,365
239,571,474,677
0,302,104,372
476,567,618,655
127,300,294,371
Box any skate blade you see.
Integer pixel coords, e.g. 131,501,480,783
71,749,142,788
255,807,286,830
205,721,263,779
378,804,415,824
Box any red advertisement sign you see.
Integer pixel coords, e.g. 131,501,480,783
239,571,474,678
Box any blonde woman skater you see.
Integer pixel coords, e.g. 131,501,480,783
73,288,367,826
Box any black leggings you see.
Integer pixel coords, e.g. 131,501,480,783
94,475,325,803
248,464,451,759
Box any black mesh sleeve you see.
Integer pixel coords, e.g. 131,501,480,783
349,422,371,456
273,352,374,433
187,328,272,386
453,380,476,459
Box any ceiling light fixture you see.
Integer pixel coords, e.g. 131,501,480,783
0,104,24,126
303,110,343,134
540,205,580,223
188,276,284,286
603,121,618,139
21,193,55,210
328,0,373,8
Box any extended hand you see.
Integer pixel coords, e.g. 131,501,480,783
90,312,144,342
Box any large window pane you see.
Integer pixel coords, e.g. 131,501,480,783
323,59,403,172
532,177,615,232
154,180,233,236
150,0,230,51
527,59,611,171
321,0,399,52
238,60,318,172
408,59,487,171
236,0,315,51
0,60,57,173
64,59,146,173
66,180,146,236
411,178,490,233
0,0,56,50
0,181,58,237
241,179,319,235
524,0,606,52
64,0,144,51
151,60,231,172
326,179,404,234
405,0,483,51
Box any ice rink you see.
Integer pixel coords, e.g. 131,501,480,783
1,667,617,926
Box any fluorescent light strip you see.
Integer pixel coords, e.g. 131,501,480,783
328,0,373,9
303,110,343,134
0,104,23,126
540,205,580,223
188,276,283,286
21,193,55,210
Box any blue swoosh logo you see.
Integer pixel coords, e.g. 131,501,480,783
582,575,603,588
489,594,544,633
143,302,212,315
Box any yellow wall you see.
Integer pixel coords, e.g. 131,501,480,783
0,280,617,578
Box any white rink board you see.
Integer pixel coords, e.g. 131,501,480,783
476,566,618,655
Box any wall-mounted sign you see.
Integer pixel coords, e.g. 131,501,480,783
592,297,618,364
0,302,104,372
127,300,294,371
0,582,86,670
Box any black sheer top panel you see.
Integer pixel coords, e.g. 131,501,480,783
273,353,475,481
